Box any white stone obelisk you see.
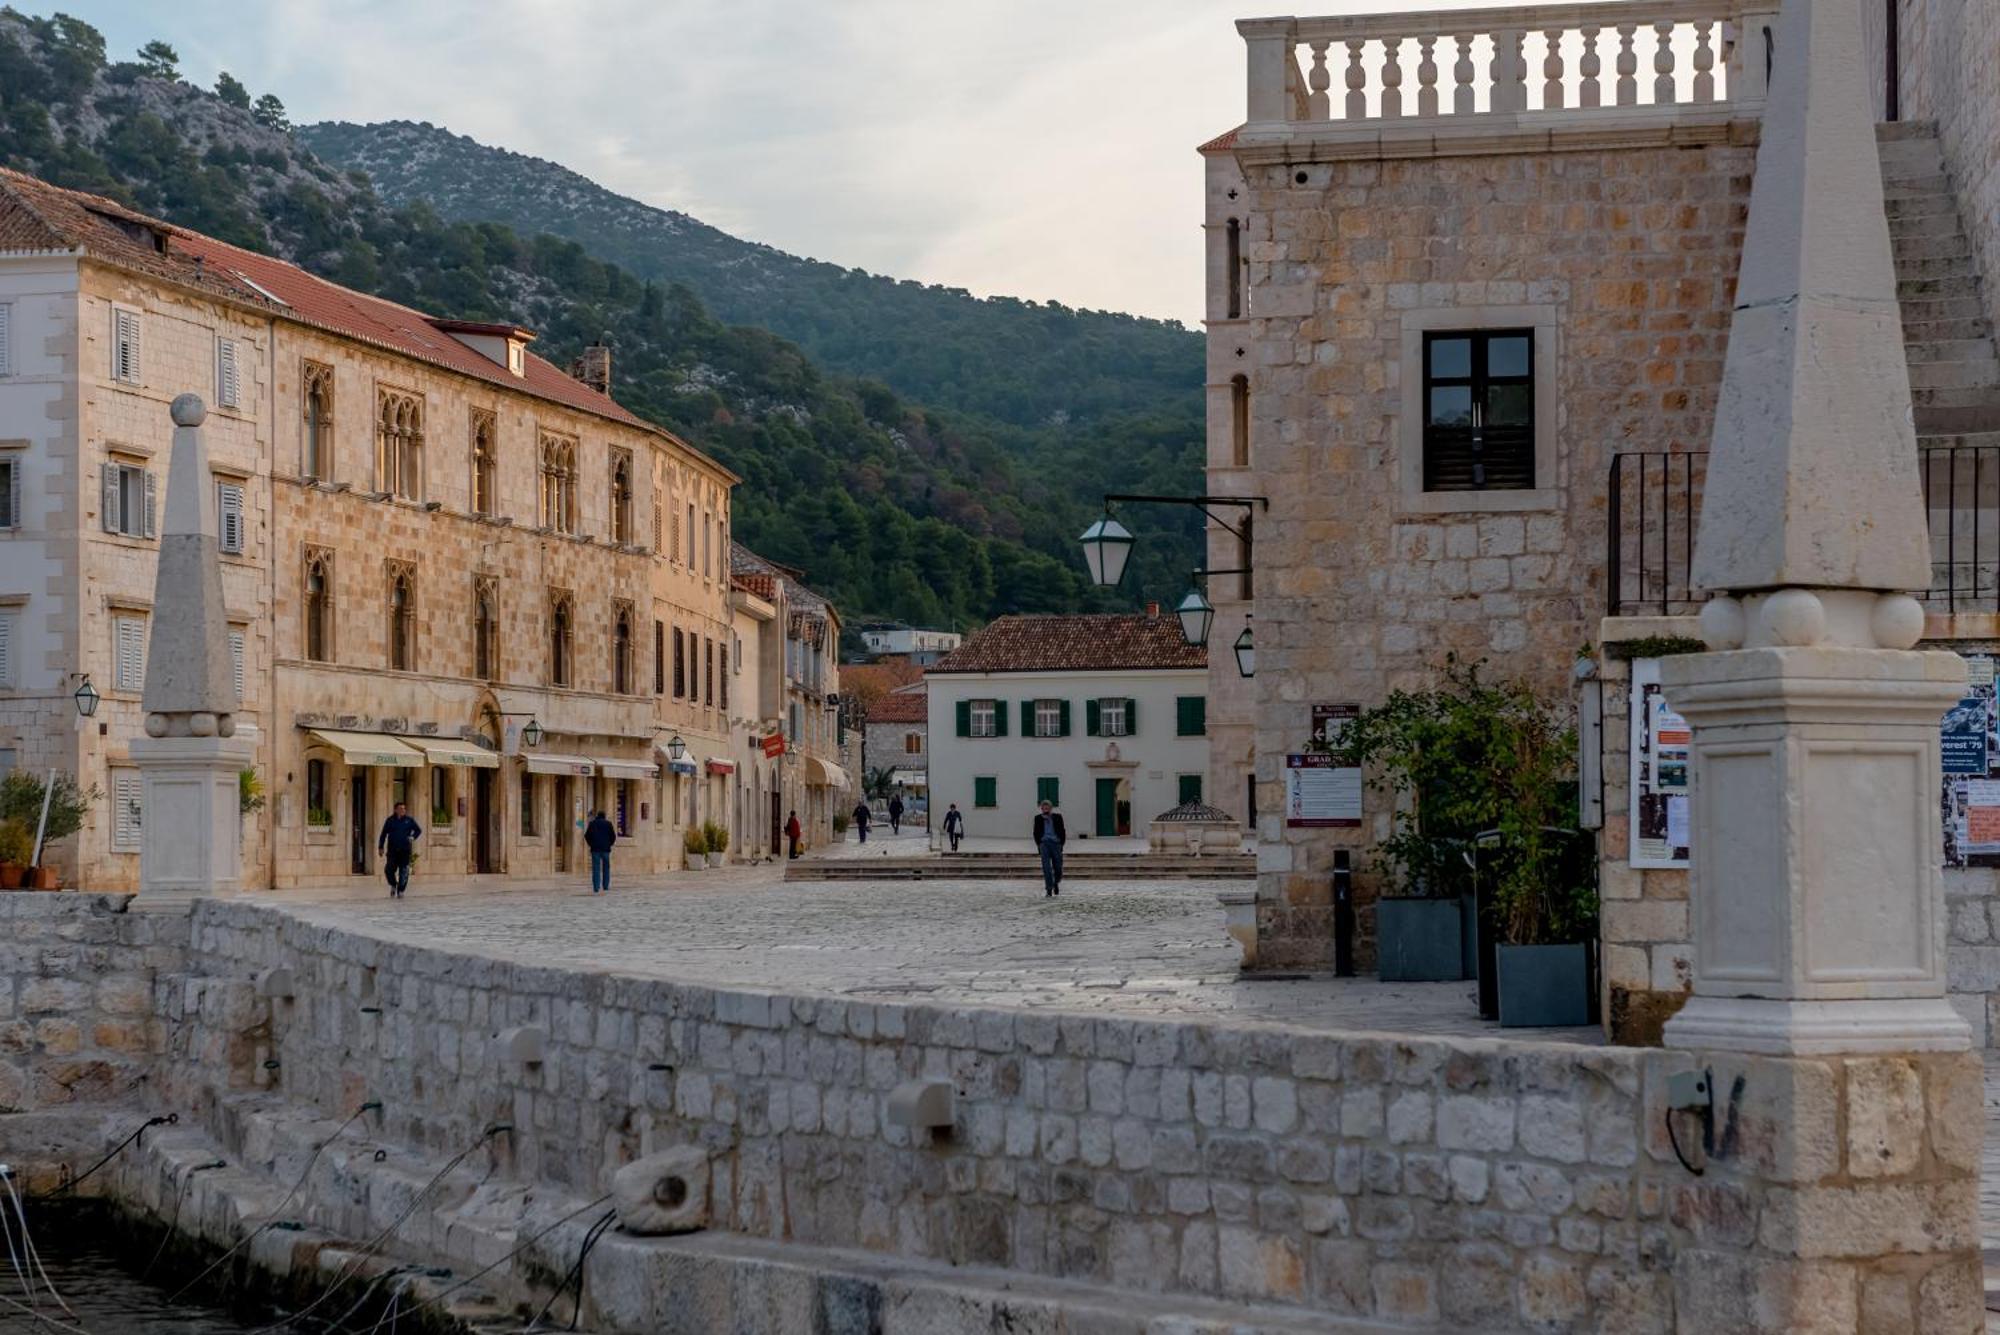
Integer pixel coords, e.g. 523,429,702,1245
129,394,252,899
1660,0,1967,1054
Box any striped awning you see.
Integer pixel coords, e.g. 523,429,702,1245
804,756,849,788
522,751,597,777
305,730,424,769
595,758,659,781
399,737,500,769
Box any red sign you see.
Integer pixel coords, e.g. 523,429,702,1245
761,733,786,759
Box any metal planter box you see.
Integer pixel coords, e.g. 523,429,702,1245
1496,942,1592,1027
1376,896,1469,982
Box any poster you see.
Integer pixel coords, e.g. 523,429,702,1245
1942,654,2000,867
1311,703,1357,752
1286,753,1361,827
1629,657,1691,868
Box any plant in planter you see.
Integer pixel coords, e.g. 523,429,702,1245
683,826,709,869
0,771,101,890
0,818,32,889
702,821,729,867
306,806,334,828
831,813,849,837
239,767,267,816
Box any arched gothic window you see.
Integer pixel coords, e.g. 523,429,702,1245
474,576,499,680
376,389,423,498
613,602,633,694
610,451,633,545
540,435,576,534
303,361,334,479
304,549,334,663
550,590,574,687
388,565,416,671
470,410,497,517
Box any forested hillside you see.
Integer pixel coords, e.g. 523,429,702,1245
0,9,1205,631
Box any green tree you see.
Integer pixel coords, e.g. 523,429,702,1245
136,39,177,80
214,70,250,108
251,92,288,131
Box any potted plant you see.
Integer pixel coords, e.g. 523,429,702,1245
307,806,334,829
683,825,708,870
240,767,267,817
0,771,99,892
703,821,730,868
0,819,31,890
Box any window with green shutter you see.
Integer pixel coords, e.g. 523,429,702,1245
1058,699,1071,737
1176,695,1207,737
1178,774,1203,805
1086,699,1101,736
974,776,997,808
956,700,971,737
1037,776,1059,806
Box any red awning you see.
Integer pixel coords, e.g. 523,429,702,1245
706,758,737,775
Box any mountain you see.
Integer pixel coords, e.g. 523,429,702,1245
0,9,1205,633
298,119,1203,432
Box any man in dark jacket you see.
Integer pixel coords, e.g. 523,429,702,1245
377,802,423,898
785,811,803,859
887,793,905,836
941,803,964,852
584,810,617,893
1032,800,1066,897
853,801,873,843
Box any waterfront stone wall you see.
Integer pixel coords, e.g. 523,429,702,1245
0,892,1955,1329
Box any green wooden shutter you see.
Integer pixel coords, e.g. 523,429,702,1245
1021,700,1035,736
994,702,1008,737
974,776,997,808
1086,699,1101,736
1058,700,1071,737
1176,696,1207,737
1037,776,1059,806
956,700,971,737
1126,698,1138,734
1179,774,1203,805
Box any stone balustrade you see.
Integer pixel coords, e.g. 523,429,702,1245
1238,1,1779,140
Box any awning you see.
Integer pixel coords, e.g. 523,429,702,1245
596,758,659,781
804,756,849,788
400,737,500,769
706,758,736,775
306,730,424,769
523,751,597,777
665,758,699,776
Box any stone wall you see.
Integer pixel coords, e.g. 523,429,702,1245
1899,0,2000,342
0,891,1962,1329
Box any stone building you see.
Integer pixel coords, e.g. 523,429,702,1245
861,684,928,800
0,167,740,890
1203,0,2000,1032
730,545,847,852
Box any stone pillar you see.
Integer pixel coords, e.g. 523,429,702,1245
1657,0,1979,1326
130,395,251,899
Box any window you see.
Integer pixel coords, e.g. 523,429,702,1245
685,502,696,565
616,780,632,837
0,454,20,529
302,361,334,479
376,389,423,498
974,776,997,809
0,302,11,376
1089,697,1134,737
0,609,15,686
228,628,245,701
1229,375,1249,468
1029,698,1069,738
111,308,140,385
703,512,712,576
112,614,145,692
520,771,539,836
673,628,686,697
1176,695,1208,737
652,488,663,552
550,591,574,687
1037,776,1060,806
100,461,155,538
654,620,665,695
1422,329,1534,493
540,434,577,533
431,767,453,826
720,644,729,712
904,732,923,755
216,480,245,555
304,549,334,662
215,337,241,409
610,452,633,544
613,603,634,694
306,760,330,827
387,565,415,671
110,769,142,851
1239,509,1254,602
470,410,497,517
474,577,499,681
1179,774,1204,805
963,699,1000,739
705,637,714,706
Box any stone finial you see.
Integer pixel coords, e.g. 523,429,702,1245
141,393,240,738
1689,0,1931,602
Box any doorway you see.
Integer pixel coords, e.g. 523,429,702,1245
553,776,572,873
1095,777,1132,837
349,773,370,874
770,789,781,857
472,768,498,874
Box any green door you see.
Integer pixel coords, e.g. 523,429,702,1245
1095,778,1119,837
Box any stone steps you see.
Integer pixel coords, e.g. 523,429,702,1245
1906,319,1996,345
1907,339,2000,365
1919,432,2000,452
785,854,1255,882
1910,359,2000,390
1900,255,1985,282
1877,118,1940,142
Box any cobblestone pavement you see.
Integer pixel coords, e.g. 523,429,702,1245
269,869,1597,1043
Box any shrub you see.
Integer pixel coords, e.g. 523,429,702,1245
239,767,266,814
306,807,333,828
0,771,101,845
702,821,729,856
832,814,849,835
0,819,33,866
682,826,708,857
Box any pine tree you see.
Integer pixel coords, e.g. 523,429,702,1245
251,93,289,131
136,40,178,81
214,71,250,109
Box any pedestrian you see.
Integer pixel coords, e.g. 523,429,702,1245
785,810,803,859
941,802,964,852
887,792,905,835
377,801,423,899
584,809,617,893
1032,799,1066,897
852,801,873,844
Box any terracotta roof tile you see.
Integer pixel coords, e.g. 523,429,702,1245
930,614,1206,675
862,690,927,724
1197,126,1244,153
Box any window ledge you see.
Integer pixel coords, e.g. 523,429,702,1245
1398,488,1561,516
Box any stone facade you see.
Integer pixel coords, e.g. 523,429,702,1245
1897,0,2000,343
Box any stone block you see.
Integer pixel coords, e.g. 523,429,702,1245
1843,1058,1924,1179
1760,1182,1977,1260
1371,1261,1438,1323
1436,1094,1515,1152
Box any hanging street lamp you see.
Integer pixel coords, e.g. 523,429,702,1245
1175,589,1215,647
72,675,100,718
1078,514,1135,588
520,717,544,748
665,734,688,763
1233,618,1255,679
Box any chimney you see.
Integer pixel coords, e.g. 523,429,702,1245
1146,601,1160,620
571,339,612,397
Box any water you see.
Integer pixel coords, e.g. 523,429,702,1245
1,1203,314,1334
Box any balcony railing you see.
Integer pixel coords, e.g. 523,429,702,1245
1607,448,2000,617
1238,0,1778,135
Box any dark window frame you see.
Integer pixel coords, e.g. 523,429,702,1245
1421,329,1536,493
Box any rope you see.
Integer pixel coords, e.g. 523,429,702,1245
389,1193,613,1333
141,1160,226,1278
3,1171,76,1319
522,1207,618,1332
34,1115,176,1199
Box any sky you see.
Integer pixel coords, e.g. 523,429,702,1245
66,0,1498,326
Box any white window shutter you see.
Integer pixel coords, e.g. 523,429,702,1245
229,629,246,700
0,612,12,686
113,772,142,849
143,469,157,538
1,456,19,529
113,309,140,384
100,461,120,533
217,339,240,408
115,616,146,692
217,481,244,554
0,303,12,376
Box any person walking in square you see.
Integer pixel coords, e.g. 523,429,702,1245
942,802,964,852
785,810,803,859
584,809,617,893
377,801,423,899
887,792,905,836
1032,799,1066,897
852,801,873,844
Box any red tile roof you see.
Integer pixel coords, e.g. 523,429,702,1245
931,614,1207,675
1197,126,1243,153
0,166,728,469
863,689,927,724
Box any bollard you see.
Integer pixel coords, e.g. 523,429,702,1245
1333,850,1355,977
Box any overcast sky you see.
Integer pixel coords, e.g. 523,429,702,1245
71,0,1497,326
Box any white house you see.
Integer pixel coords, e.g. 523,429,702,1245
925,612,1208,842
859,623,962,665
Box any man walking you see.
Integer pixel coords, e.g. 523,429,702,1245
941,802,964,852
584,809,617,893
1032,799,1066,897
785,810,803,859
887,792,904,836
377,801,423,898
852,800,873,844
